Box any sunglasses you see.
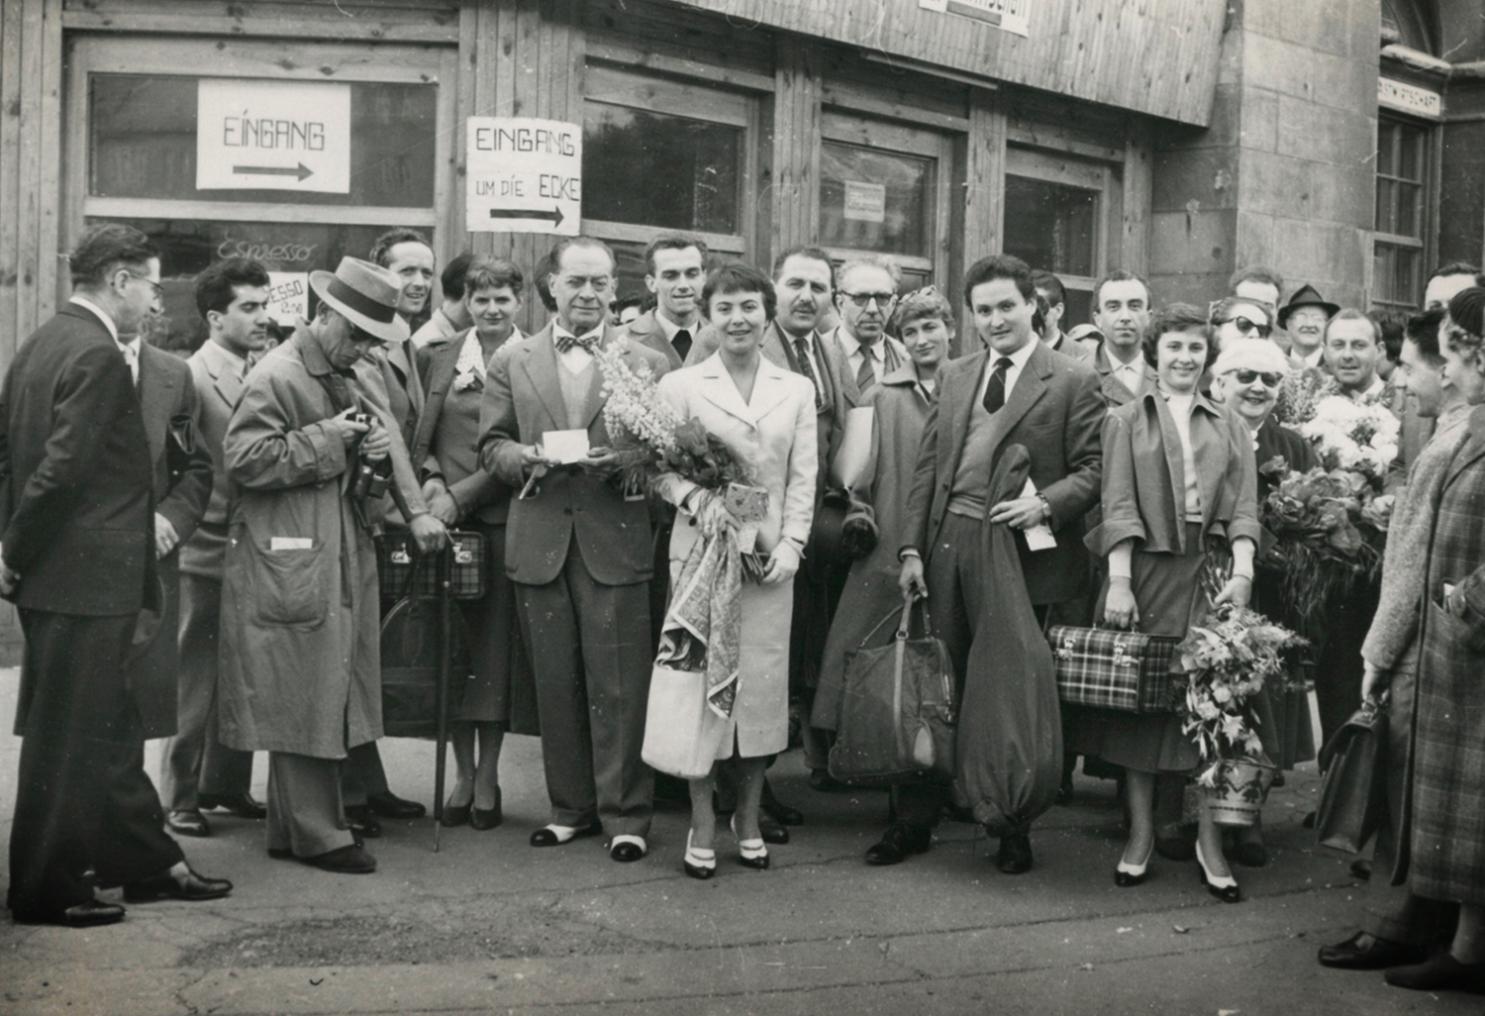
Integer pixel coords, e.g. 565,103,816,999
1229,369,1282,387
839,291,896,309
1222,316,1272,338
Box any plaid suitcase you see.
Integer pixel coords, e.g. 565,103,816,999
1046,625,1180,714
378,530,487,601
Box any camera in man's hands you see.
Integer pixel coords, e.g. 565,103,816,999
349,412,390,502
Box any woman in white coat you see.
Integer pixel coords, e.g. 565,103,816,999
654,262,818,878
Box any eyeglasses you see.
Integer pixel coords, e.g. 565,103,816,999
125,270,163,301
839,291,897,309
1229,369,1282,387
1221,316,1272,338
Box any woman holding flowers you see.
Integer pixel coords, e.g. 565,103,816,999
1386,287,1485,993
1072,302,1261,902
653,263,817,879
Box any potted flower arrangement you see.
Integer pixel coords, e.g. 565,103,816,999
1176,606,1308,826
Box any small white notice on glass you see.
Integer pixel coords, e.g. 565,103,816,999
1020,478,1057,551
843,181,886,223
542,429,591,465
265,271,309,327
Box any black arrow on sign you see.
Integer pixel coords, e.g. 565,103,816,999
233,162,314,182
489,206,565,227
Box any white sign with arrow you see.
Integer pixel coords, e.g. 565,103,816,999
196,79,351,194
465,116,581,236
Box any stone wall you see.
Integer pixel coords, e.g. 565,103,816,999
1148,0,1381,311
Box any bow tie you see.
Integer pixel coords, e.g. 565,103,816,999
555,332,598,354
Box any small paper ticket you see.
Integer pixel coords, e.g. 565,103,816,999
269,537,313,551
542,429,591,465
1019,478,1057,552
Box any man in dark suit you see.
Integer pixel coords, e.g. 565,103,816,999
161,258,274,836
892,254,1103,874
2,224,230,927
480,236,670,862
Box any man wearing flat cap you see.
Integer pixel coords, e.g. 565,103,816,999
1277,284,1338,371
217,257,440,874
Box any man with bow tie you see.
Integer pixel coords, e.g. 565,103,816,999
480,236,670,863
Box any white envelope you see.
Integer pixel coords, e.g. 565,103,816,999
543,429,591,465
1019,478,1058,552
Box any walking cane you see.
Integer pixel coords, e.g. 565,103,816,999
433,542,452,852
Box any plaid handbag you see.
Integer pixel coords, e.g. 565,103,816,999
377,530,487,601
1046,625,1180,713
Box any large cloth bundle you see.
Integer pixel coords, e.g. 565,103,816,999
956,445,1063,836
827,596,955,786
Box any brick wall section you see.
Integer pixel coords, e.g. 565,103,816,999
1148,0,1380,311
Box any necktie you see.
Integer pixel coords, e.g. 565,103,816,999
118,341,139,386
855,349,876,393
793,337,824,411
982,356,1012,414
555,331,597,354
672,328,692,363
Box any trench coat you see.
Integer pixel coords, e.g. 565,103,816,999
812,365,933,731
1403,405,1485,905
216,330,382,759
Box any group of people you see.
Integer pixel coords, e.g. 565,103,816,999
3,221,1483,997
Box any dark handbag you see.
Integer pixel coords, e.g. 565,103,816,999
377,529,486,600
1315,699,1388,854
1047,624,1180,713
828,595,956,786
379,555,468,738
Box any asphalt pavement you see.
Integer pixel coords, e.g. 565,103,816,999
0,668,1477,1016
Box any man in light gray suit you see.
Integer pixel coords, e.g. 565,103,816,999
480,236,670,863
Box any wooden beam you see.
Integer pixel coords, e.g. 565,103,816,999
59,8,460,43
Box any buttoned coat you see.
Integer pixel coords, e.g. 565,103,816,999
126,344,213,738
479,323,670,586
412,332,511,525
903,341,1104,606
1087,390,1262,558
1402,405,1485,905
179,340,250,580
813,365,933,730
1079,337,1159,408
216,330,382,758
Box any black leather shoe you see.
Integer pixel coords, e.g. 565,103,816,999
761,781,804,826
530,820,602,847
1301,810,1316,829
865,822,932,866
15,900,128,927
1385,952,1485,992
759,815,790,845
470,789,503,831
809,769,849,793
441,802,471,828
197,792,267,819
1055,777,1074,806
123,866,233,903
267,846,294,860
366,790,426,819
303,844,377,874
608,836,647,862
166,809,210,837
995,834,1034,874
1155,830,1196,862
1350,859,1372,881
345,806,383,839
1318,932,1427,970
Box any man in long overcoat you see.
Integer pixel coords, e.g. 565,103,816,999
218,257,416,874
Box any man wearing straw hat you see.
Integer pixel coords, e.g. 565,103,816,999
218,257,441,874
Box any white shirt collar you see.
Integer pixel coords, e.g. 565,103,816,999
70,295,119,344
991,337,1038,372
655,309,698,342
839,328,885,363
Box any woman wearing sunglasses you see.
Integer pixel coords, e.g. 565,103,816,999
1210,297,1275,346
1071,302,1260,902
1210,339,1316,867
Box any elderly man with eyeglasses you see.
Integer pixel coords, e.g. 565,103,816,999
826,256,908,403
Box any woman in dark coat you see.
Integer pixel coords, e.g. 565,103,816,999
1209,338,1317,867
412,257,535,829
1072,303,1261,902
1386,288,1485,994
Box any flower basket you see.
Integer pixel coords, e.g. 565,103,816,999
1203,755,1278,827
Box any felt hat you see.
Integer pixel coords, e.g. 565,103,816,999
309,257,410,344
1277,284,1339,329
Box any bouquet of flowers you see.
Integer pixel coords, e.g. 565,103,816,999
1272,365,1334,427
1176,606,1307,789
1298,394,1400,485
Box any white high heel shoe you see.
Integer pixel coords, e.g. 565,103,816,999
731,815,770,870
1195,840,1242,903
683,829,716,880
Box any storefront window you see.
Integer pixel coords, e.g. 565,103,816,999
583,102,741,234
1373,116,1429,309
819,142,931,258
89,74,437,207
1004,175,1098,279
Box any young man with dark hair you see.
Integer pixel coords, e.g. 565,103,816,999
1082,269,1156,406
624,233,709,368
1032,269,1090,361
160,257,275,837
410,250,476,350
892,253,1103,874
1422,262,1481,312
3,224,230,926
